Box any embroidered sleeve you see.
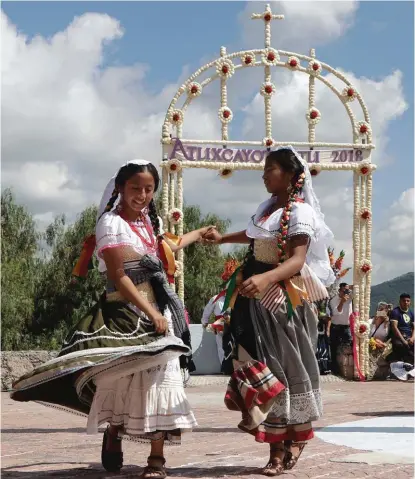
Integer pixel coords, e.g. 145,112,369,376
287,203,316,239
95,213,134,258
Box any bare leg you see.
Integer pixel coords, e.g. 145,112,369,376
143,437,167,479
262,442,285,476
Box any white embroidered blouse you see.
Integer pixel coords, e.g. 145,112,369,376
246,198,332,300
95,211,164,273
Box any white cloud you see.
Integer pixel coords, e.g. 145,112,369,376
1,4,410,284
239,1,358,52
372,188,414,283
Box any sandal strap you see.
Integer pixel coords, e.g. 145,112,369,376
147,455,166,465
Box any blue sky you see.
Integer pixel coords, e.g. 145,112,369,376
2,1,414,283
3,1,413,209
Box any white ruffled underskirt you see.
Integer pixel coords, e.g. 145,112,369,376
87,354,197,444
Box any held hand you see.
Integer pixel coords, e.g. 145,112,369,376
239,273,270,299
150,312,168,334
202,227,222,245
198,225,216,239
343,294,350,302
407,337,414,347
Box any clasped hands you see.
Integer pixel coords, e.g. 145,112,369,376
199,226,270,299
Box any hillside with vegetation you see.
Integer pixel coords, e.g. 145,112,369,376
370,272,414,315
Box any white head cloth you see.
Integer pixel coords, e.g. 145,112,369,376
273,145,336,286
97,159,151,222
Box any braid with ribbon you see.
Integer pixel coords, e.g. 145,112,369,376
276,171,306,263
97,188,119,223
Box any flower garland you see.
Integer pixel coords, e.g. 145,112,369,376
166,159,182,174
287,56,300,70
218,106,233,123
174,260,183,277
241,52,255,66
357,121,371,136
216,59,235,79
307,60,322,76
262,137,275,147
342,86,357,103
260,81,276,97
359,259,372,275
354,320,370,340
261,48,279,66
219,168,233,179
360,207,371,221
276,172,306,262
306,107,321,125
169,109,184,126
187,82,202,98
168,208,183,225
309,164,321,176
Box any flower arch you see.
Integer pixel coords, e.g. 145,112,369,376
160,4,375,379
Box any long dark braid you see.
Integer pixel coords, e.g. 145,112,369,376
97,188,119,222
148,199,160,237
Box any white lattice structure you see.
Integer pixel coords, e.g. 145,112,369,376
160,4,375,377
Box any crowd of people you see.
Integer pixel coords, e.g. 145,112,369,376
313,285,414,380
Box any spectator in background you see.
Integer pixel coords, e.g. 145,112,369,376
370,302,390,349
328,283,353,375
390,293,414,365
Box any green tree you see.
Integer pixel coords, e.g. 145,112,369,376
31,206,104,347
181,205,231,323
1,189,40,350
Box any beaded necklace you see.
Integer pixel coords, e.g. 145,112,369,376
118,209,157,252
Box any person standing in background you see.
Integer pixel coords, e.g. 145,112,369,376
201,293,226,369
328,283,353,375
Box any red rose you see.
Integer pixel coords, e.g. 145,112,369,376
289,59,298,67
361,210,371,220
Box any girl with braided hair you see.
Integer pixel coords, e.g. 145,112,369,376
203,147,335,476
11,160,215,479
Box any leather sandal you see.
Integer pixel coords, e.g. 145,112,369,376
142,455,167,479
262,445,285,477
283,441,306,470
101,426,123,472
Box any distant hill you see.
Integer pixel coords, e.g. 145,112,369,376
370,272,414,315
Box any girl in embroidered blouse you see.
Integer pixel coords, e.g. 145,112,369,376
204,147,335,476
11,160,213,479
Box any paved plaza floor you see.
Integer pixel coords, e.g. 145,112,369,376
1,378,414,478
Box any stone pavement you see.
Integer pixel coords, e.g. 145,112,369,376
1,379,414,479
